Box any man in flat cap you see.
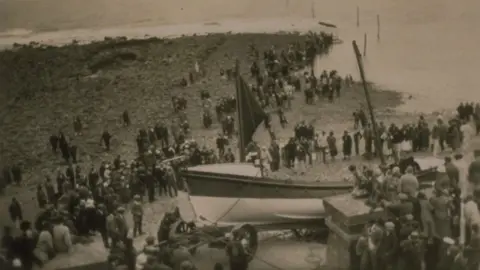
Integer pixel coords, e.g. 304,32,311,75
116,206,129,243
131,195,144,237
379,221,398,270
430,188,453,240
107,208,120,248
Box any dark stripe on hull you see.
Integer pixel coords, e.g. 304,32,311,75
182,169,439,199
184,176,352,199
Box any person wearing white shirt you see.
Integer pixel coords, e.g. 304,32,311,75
316,132,328,164
284,84,294,109
460,120,474,155
259,147,272,176
33,226,54,263
52,218,73,253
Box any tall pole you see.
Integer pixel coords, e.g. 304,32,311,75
311,0,315,19
352,41,385,165
363,33,367,57
235,60,246,162
356,6,360,27
377,15,381,41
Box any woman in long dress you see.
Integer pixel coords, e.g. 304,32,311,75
381,131,392,160
327,132,338,161
342,131,352,160
451,125,461,151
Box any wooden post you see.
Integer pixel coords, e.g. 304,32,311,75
377,15,380,41
352,41,385,165
363,33,367,57
356,6,360,27
311,0,315,19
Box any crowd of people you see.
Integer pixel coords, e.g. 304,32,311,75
0,134,196,269
339,120,480,270
3,27,480,270
0,32,336,270
266,105,480,176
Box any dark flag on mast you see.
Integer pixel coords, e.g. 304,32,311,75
235,64,267,162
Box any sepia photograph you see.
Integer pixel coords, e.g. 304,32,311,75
0,0,479,269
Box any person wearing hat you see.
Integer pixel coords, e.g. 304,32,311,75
226,231,249,270
468,156,480,186
179,260,196,270
216,133,227,158
131,195,144,237
94,203,109,248
153,164,166,197
170,245,194,270
359,225,384,270
464,223,480,270
437,237,460,270
382,169,399,202
450,121,461,152
432,119,442,157
417,192,436,239
33,222,54,264
11,258,22,270
115,207,129,242
430,187,453,241
385,193,413,218
342,130,353,161
52,214,73,254
397,230,423,270
259,146,272,175
379,221,398,269
165,166,178,198
106,208,120,248
435,174,452,194
463,191,480,244
444,156,460,189
460,119,475,153
398,166,419,197
140,167,154,203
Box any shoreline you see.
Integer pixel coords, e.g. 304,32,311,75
0,17,420,114
0,16,455,115
0,18,338,49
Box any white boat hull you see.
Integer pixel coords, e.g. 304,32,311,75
188,195,325,227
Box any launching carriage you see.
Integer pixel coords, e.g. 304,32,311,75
43,153,444,270
132,208,261,269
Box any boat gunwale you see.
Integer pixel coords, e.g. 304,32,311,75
181,166,437,190
180,169,354,189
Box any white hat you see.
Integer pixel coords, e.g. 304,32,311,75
443,237,455,245
385,222,395,229
12,258,22,267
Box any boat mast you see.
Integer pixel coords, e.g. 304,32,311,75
352,41,386,165
234,60,265,177
235,60,246,163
